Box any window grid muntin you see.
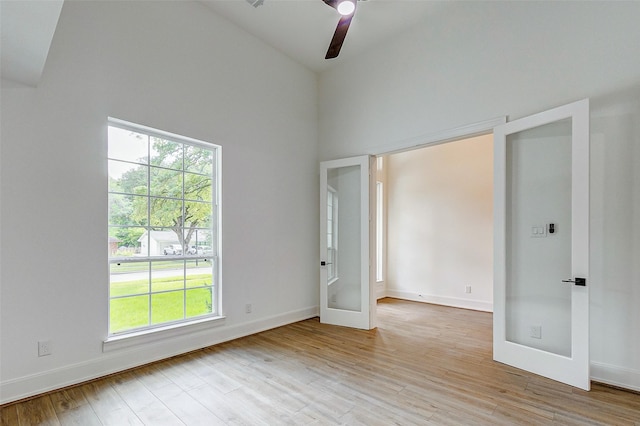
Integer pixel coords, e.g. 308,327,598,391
108,119,219,336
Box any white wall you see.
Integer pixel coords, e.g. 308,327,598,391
318,2,640,391
0,1,318,403
590,89,640,390
386,135,493,312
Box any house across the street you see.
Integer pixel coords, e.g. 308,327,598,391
138,230,178,256
138,230,210,256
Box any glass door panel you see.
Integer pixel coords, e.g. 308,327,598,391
327,165,362,312
320,156,376,330
505,119,572,357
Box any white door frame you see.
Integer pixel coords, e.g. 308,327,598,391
320,155,376,330
336,118,505,329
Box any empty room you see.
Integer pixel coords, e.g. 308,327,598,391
2,0,640,424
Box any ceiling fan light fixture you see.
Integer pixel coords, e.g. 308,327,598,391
336,0,356,16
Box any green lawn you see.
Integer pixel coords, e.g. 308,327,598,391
110,274,212,297
110,273,214,333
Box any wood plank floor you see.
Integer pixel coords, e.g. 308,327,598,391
2,298,639,425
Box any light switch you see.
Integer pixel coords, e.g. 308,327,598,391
531,225,547,238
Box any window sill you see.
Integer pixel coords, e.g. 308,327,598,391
103,315,226,353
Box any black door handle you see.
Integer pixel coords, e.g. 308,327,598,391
562,277,586,286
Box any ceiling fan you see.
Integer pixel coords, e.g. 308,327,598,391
245,0,363,60
322,0,363,59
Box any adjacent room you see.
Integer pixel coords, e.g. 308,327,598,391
382,134,494,312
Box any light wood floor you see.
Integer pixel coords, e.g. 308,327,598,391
2,298,639,425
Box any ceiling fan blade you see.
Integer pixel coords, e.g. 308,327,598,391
322,0,339,10
325,15,353,59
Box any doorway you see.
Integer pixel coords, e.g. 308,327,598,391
320,101,590,389
380,134,494,311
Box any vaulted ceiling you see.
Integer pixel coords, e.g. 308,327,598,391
1,0,444,87
1,0,64,87
200,0,446,72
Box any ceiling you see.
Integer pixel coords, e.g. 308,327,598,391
0,0,444,87
0,0,64,87
200,0,447,72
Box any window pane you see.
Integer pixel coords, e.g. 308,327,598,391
150,167,183,198
109,226,145,258
108,127,148,164
108,160,148,195
109,194,148,226
186,288,213,318
110,295,149,333
143,229,182,256
149,198,183,227
186,260,213,288
184,229,210,253
150,138,183,170
151,260,185,292
184,173,212,201
110,262,149,297
151,291,184,324
185,145,213,175
185,201,211,228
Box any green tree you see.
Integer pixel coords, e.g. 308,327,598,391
110,134,213,251
109,168,147,247
140,138,212,249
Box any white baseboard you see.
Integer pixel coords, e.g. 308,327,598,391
385,289,493,312
376,285,386,300
591,361,640,392
0,305,319,405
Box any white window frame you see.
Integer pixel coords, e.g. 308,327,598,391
106,117,222,339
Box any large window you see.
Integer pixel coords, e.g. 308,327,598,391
107,118,220,335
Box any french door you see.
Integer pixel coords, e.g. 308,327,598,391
493,99,590,390
319,155,376,330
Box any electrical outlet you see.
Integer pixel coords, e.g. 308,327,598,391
530,325,542,339
38,340,52,357
245,303,252,314
465,285,471,294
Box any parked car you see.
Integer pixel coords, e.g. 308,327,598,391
186,246,198,255
163,244,183,255
197,246,213,255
